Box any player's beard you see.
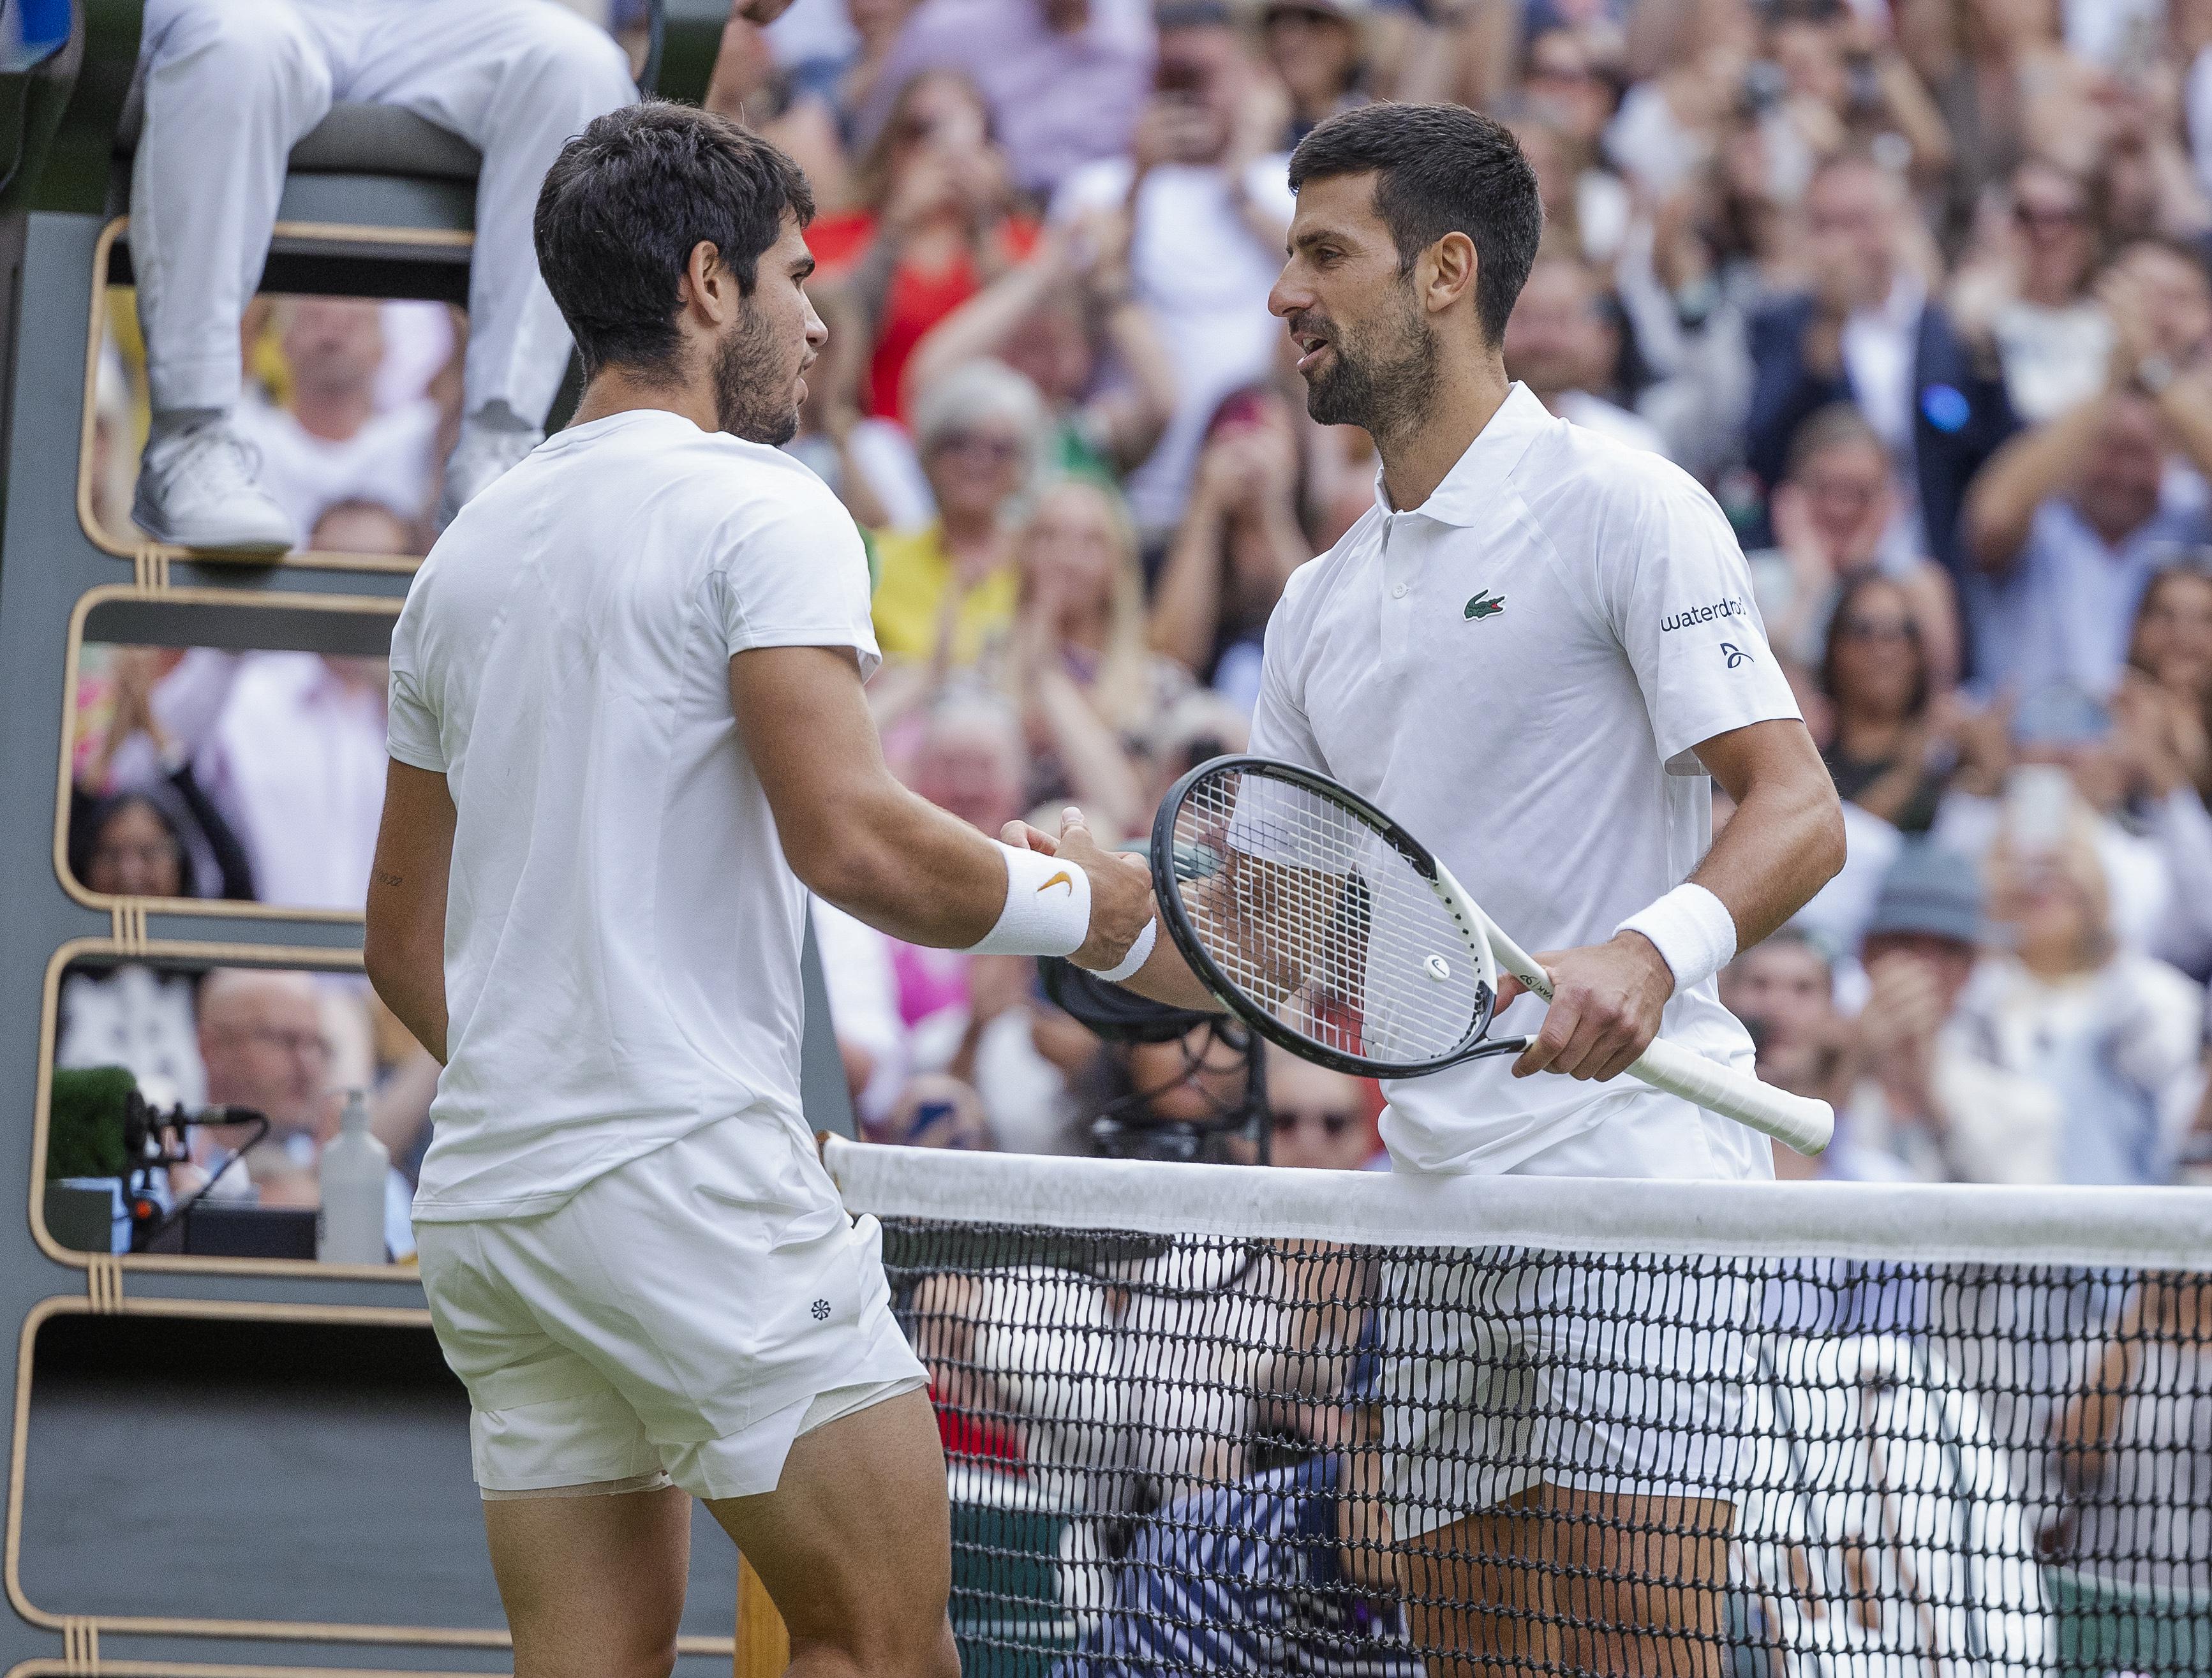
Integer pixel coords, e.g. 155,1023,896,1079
1302,281,1441,445
711,302,801,447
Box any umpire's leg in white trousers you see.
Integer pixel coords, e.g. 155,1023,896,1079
133,0,634,432
131,0,334,421
306,0,637,430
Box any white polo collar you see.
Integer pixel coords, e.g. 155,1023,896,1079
1372,382,1555,526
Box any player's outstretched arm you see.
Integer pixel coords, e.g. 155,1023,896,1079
1509,717,1844,1084
996,813,1228,1015
365,760,456,1064
732,644,1154,970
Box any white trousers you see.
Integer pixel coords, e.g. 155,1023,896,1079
132,0,635,423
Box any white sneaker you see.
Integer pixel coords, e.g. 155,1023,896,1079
131,422,297,554
438,415,545,526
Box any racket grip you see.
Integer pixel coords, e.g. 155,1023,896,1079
1626,1036,1834,1156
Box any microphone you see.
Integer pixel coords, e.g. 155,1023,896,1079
46,1071,274,1251
178,1104,270,1129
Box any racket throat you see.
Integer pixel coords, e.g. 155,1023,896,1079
1462,1035,1534,1062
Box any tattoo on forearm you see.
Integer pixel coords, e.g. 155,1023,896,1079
375,870,403,888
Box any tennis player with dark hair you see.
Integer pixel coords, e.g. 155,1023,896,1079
364,104,1153,1678
1114,102,1846,1674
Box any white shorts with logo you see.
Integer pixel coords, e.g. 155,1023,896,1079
415,1112,927,1502
1378,1253,1755,1536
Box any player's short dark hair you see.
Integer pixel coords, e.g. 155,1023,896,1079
533,102,815,382
1287,102,1541,345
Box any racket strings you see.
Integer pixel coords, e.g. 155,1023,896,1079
1169,769,1488,1067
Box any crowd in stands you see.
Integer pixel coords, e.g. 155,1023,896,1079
59,0,2212,1198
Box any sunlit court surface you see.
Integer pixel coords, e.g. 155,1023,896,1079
1,2,2209,1677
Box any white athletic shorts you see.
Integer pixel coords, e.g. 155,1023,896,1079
1377,1253,1755,1536
415,1111,927,1501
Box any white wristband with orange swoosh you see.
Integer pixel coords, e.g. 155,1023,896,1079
1091,917,1157,983
966,841,1094,958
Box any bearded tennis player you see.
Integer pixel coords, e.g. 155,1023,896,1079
1104,103,1846,1675
364,105,1153,1678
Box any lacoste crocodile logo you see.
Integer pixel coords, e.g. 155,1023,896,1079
1464,591,1506,621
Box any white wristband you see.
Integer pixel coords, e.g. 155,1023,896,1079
1090,917,1157,984
1616,882,1737,995
967,842,1092,958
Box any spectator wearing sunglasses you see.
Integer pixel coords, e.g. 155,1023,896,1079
1819,573,1950,833
1265,1045,1379,1171
871,359,1050,671
1951,159,2112,426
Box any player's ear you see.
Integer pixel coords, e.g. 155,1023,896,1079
679,240,735,326
1424,231,1477,316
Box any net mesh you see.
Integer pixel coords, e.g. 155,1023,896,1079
1169,764,1488,1067
833,1143,2212,1678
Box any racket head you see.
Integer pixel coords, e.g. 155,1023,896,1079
1151,755,1502,1078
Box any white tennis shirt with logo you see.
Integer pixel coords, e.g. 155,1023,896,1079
1247,383,1801,1182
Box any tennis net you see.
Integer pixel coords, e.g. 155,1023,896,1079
822,1137,2212,1678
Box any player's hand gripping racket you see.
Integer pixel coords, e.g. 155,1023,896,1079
1150,756,1834,1155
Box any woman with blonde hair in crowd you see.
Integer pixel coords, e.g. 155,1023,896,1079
870,475,1184,837
997,477,1189,838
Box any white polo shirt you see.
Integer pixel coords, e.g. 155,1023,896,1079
1249,384,1799,1182
387,410,879,1221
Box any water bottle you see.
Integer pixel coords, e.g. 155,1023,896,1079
318,1089,389,1265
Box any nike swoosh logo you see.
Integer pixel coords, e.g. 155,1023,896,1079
1039,871,1074,895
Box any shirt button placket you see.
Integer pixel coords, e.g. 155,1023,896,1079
1381,516,1414,662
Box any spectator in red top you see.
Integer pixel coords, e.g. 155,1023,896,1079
808,68,1040,424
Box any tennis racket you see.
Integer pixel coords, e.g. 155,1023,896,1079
1150,755,1834,1155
